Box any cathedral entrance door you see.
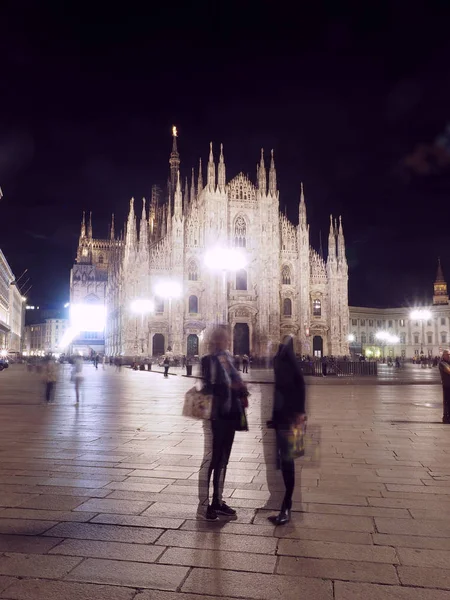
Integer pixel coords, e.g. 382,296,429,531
233,323,250,355
187,334,199,357
152,333,165,356
313,335,323,358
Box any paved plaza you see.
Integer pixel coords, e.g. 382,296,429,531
0,364,449,599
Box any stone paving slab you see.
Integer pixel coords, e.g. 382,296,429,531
0,364,449,599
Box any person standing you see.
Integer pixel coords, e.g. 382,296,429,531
71,357,84,403
267,335,306,525
43,356,57,403
163,355,170,378
201,326,249,520
242,354,249,373
439,350,450,424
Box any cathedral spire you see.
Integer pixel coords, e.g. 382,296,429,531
110,213,115,240
184,176,189,209
126,198,137,249
87,212,93,238
140,198,148,249
327,214,337,262
190,167,196,205
174,170,182,220
169,126,180,202
198,158,203,195
299,182,307,229
161,204,166,237
80,212,86,238
269,149,277,195
337,215,346,264
207,142,216,190
258,148,266,195
218,143,226,190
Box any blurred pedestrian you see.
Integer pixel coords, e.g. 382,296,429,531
201,326,249,520
267,335,306,525
102,355,106,369
242,354,249,373
43,356,57,403
439,350,450,424
163,355,170,377
71,357,84,403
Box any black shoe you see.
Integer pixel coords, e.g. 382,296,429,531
205,505,218,521
211,501,237,517
268,508,291,526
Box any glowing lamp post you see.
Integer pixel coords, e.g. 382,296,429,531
154,280,182,351
347,334,355,343
204,246,248,325
410,309,432,354
131,299,154,355
375,331,399,360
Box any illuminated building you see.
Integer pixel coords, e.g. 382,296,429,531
349,260,450,359
71,130,349,358
0,249,25,353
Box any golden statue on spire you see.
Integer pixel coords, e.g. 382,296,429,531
172,125,178,137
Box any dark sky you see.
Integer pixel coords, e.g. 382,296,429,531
1,0,450,308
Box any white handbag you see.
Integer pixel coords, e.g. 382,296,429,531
182,385,213,420
182,358,215,420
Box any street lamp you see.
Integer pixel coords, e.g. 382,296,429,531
204,246,248,324
131,298,154,355
347,334,355,343
410,309,432,355
154,280,182,352
375,331,399,360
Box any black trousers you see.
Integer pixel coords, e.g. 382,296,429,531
45,382,54,402
208,419,236,504
164,366,169,377
276,429,295,510
444,387,450,422
242,363,248,373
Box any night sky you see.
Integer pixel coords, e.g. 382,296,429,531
2,1,450,308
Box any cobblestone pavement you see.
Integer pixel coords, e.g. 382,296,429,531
0,363,449,600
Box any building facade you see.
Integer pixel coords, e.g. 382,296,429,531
348,261,450,359
24,318,69,356
71,132,350,358
0,249,25,353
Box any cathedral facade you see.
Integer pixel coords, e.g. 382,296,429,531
71,131,350,359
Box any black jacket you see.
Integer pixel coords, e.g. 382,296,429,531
272,339,306,427
201,353,242,420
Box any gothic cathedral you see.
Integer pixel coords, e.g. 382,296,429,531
71,129,349,358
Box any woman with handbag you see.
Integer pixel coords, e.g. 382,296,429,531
201,325,249,521
268,335,306,525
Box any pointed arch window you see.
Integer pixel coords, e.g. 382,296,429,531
282,266,291,285
283,298,292,317
234,216,247,248
188,295,198,314
188,259,198,281
98,255,104,264
236,269,247,291
313,299,321,317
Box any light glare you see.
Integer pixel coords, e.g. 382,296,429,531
204,247,248,272
70,303,106,332
410,309,432,321
154,281,182,299
131,299,154,314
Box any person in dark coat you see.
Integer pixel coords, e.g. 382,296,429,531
439,350,450,424
201,325,249,521
268,335,306,525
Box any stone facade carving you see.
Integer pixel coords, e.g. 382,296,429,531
70,134,349,358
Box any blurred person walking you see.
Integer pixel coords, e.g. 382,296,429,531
43,356,58,403
267,335,306,525
71,357,84,403
439,350,450,424
202,326,249,520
